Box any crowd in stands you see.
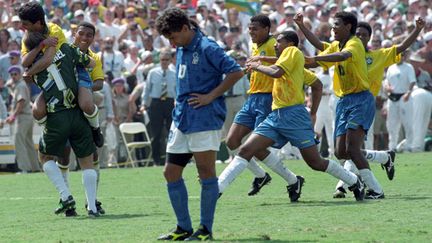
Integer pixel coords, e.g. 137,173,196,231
0,0,431,172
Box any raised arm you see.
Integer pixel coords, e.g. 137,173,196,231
294,13,325,51
396,17,425,54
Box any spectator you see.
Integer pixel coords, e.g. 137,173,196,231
7,16,23,43
5,65,40,173
102,36,125,79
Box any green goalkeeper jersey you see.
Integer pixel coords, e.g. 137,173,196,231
34,43,91,113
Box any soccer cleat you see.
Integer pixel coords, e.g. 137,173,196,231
86,200,105,215
365,190,385,199
286,176,305,202
92,127,104,147
88,210,100,218
247,172,272,196
333,187,347,198
348,177,365,201
55,195,76,214
96,200,105,214
184,225,213,241
381,150,395,180
65,207,78,217
157,225,193,241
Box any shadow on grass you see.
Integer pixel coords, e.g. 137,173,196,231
386,195,432,201
214,238,318,242
257,200,374,207
74,213,155,220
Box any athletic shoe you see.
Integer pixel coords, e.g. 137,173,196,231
381,150,395,180
86,200,105,215
348,177,365,201
92,127,104,147
333,187,347,198
365,190,385,199
88,210,100,218
54,195,76,214
157,225,193,241
184,225,213,241
96,200,105,214
247,172,272,196
65,207,78,217
286,176,305,202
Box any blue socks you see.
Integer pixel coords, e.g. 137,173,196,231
167,178,192,232
200,177,219,233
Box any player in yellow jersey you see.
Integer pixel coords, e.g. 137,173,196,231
295,12,425,199
297,12,376,200
219,15,306,201
219,30,365,202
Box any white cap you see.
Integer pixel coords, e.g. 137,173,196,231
390,9,400,18
409,53,425,62
424,31,432,42
140,50,152,61
360,1,372,11
74,9,85,17
409,0,420,5
11,15,20,22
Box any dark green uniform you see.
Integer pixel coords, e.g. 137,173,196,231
37,43,95,158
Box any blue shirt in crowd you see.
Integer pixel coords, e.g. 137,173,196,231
174,30,241,134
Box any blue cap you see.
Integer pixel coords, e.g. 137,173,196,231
8,50,20,57
8,65,21,74
112,77,125,85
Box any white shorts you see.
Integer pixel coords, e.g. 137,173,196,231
166,123,222,153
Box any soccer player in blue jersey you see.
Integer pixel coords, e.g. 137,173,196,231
155,8,244,241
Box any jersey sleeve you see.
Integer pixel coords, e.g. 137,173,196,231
381,45,401,68
205,42,241,74
303,69,317,86
90,52,104,82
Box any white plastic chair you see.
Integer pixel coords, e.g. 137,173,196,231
119,122,152,167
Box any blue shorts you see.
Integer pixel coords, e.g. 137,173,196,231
254,105,319,149
233,93,272,130
334,90,375,139
77,66,93,89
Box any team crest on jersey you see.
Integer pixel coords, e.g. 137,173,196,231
366,57,373,65
192,52,199,64
260,51,266,56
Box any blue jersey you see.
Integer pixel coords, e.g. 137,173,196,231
174,30,241,134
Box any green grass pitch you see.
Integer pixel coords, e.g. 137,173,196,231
0,152,431,242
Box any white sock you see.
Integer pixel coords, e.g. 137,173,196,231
93,160,100,189
218,156,248,193
247,158,266,178
325,159,357,186
84,105,100,128
345,160,359,175
359,169,383,193
56,162,70,189
262,151,297,185
364,150,389,164
82,169,98,212
43,160,71,201
335,160,358,190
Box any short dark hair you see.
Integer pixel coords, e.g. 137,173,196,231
357,22,372,37
18,2,46,26
23,31,45,50
250,14,271,29
280,30,299,47
78,21,96,36
335,11,358,35
156,7,191,36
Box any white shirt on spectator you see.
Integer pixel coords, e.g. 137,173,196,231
385,62,416,94
102,50,125,78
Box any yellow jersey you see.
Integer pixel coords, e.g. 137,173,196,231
273,46,305,110
21,23,66,55
303,68,317,86
87,49,104,82
249,37,276,94
318,36,369,97
366,46,401,96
